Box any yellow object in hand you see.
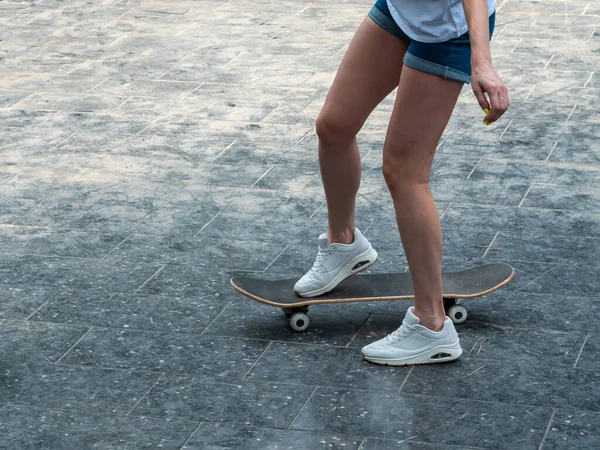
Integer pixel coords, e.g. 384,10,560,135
483,107,491,125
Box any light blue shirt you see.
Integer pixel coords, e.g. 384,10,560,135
386,0,496,43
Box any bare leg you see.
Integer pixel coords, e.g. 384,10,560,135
382,66,463,331
316,18,408,245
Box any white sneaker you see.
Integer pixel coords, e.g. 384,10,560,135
361,307,462,366
294,228,377,298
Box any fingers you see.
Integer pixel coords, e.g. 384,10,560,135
472,82,490,112
487,89,502,123
484,82,509,124
501,86,510,115
472,64,509,125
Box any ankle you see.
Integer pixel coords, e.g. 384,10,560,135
412,307,445,332
328,228,355,245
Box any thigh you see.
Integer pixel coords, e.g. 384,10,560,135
383,66,463,182
319,16,409,134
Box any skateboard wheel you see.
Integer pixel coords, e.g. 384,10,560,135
290,312,310,332
448,305,467,324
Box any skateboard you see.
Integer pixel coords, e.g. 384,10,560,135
230,263,514,331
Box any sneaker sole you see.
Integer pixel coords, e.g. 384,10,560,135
361,342,463,367
294,247,378,298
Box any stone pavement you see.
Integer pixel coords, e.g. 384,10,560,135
0,0,599,448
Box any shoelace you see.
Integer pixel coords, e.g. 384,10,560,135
310,248,332,272
386,322,413,344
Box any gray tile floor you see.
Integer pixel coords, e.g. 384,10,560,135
1,0,599,448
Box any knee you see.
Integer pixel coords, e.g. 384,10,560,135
315,111,358,146
382,160,404,191
382,156,430,192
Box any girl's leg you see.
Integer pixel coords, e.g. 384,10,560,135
293,17,409,298
382,66,463,331
316,17,408,245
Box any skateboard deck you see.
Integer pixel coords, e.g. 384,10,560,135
230,263,514,331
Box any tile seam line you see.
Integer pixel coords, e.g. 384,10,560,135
397,366,415,393
344,312,372,349
178,421,204,449
573,332,590,368
0,174,18,187
9,317,348,345
2,89,206,100
9,320,303,345
101,9,131,28
565,104,578,122
126,373,166,416
201,330,357,348
262,244,290,273
459,203,600,214
155,185,187,210
537,408,557,450
583,71,594,88
101,233,134,260
288,421,488,449
210,140,237,162
523,84,537,101
249,165,276,188
0,251,126,262
108,96,133,113
33,325,345,351
132,264,167,294
517,184,533,208
86,77,111,94
173,22,197,37
544,141,559,161
137,9,188,15
80,154,110,174
198,301,231,335
230,377,592,412
21,358,329,391
398,391,572,412
187,419,370,446
54,326,94,364
0,194,19,207
194,211,222,237
23,289,60,321
6,92,37,110
466,158,482,179
287,386,319,430
356,438,368,450
479,155,600,171
439,202,453,220
496,256,600,264
50,361,158,374
0,401,567,438
242,341,274,379
2,401,198,422
481,231,500,258
582,3,590,16
517,264,561,291
10,199,47,225
0,252,596,268
195,81,316,93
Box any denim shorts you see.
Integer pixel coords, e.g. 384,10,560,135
368,0,495,83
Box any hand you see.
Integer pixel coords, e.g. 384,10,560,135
471,60,509,124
